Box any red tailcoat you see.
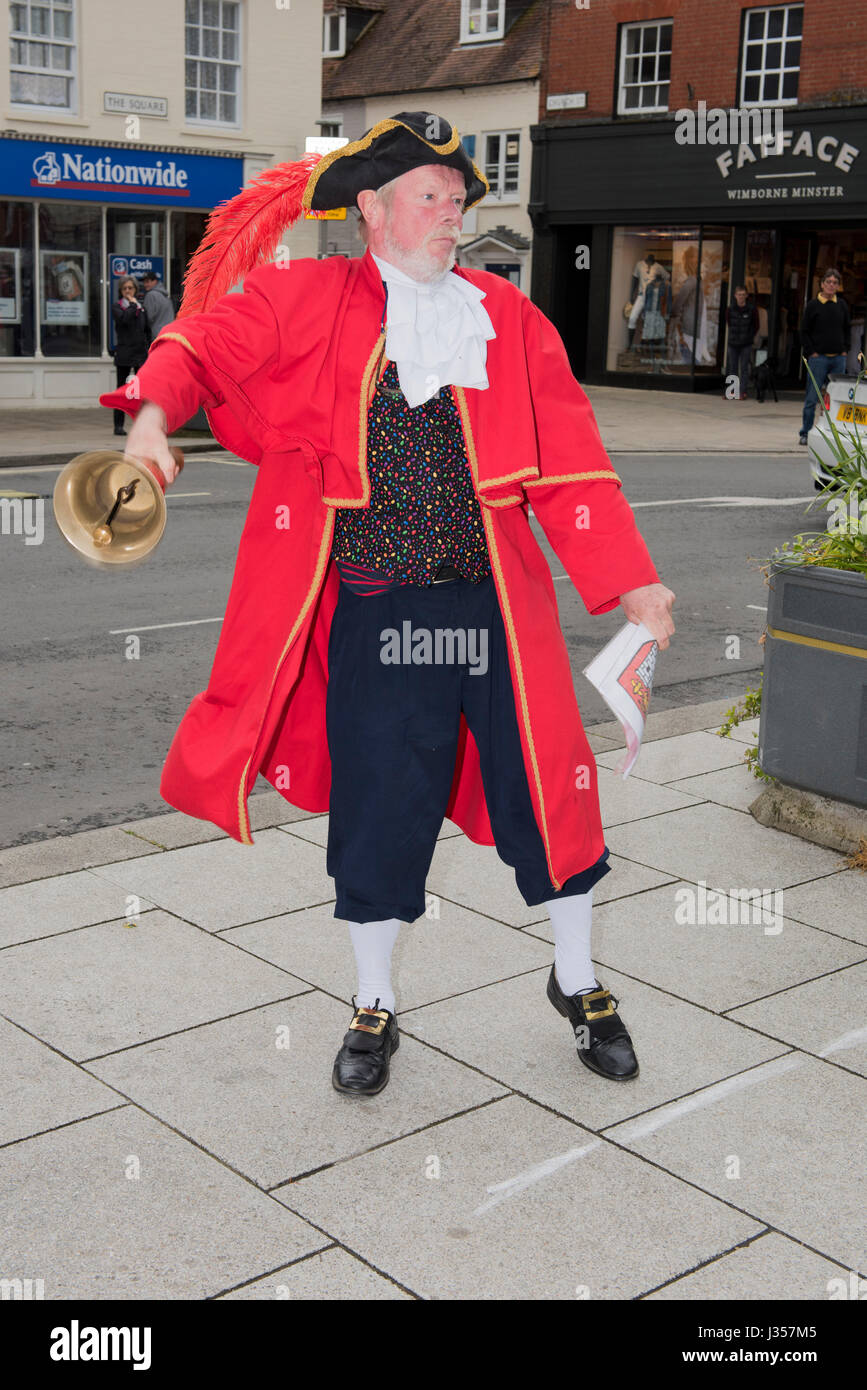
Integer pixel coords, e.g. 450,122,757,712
99,251,660,889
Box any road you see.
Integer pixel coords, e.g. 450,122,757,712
0,448,820,847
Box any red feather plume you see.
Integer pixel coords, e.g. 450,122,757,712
176,152,322,318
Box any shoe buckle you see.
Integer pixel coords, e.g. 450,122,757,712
349,1006,389,1035
581,988,616,1021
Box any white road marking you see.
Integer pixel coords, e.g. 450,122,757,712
631,496,815,508
471,1030,867,1218
166,491,211,498
473,1139,604,1216
109,617,222,635
747,604,768,611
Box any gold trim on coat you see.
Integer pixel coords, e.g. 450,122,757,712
236,508,337,844
151,331,197,355
321,332,384,507
524,470,621,487
452,386,561,889
301,117,489,211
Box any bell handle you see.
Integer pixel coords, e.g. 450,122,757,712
125,447,185,493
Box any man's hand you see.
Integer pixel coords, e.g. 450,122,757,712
123,400,181,486
620,582,676,650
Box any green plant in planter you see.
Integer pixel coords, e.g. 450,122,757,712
721,354,867,779
765,353,867,575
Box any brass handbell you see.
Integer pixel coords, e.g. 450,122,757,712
53,447,184,567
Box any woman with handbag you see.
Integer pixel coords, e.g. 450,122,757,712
110,276,149,436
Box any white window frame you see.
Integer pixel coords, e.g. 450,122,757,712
9,0,78,114
322,9,346,57
460,0,505,44
739,3,803,107
317,119,343,138
184,0,242,130
483,130,520,202
616,19,672,116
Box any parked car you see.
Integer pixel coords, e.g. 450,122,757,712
807,371,867,490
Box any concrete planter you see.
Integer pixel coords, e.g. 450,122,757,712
759,563,867,807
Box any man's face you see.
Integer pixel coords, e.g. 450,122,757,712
822,274,840,295
735,289,747,306
142,277,156,289
363,164,466,282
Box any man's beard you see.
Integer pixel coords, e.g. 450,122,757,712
380,225,458,283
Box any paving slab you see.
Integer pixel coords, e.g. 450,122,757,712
86,993,508,1187
715,717,761,745
668,761,762,814
90,828,334,930
401,966,786,1129
0,826,162,889
605,803,848,894
275,1094,762,1300
428,837,676,929
0,1106,327,1299
597,731,751,784
0,908,309,1060
0,1016,122,1147
780,873,867,947
224,898,552,1011
0,867,156,948
524,881,866,1012
605,1053,867,1270
597,764,703,826
727,962,867,1078
645,1231,850,1300
216,1247,415,1300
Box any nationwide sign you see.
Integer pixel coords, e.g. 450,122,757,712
0,137,244,208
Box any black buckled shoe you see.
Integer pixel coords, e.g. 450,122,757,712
332,997,399,1096
546,965,639,1081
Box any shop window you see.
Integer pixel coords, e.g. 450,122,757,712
740,4,802,105
185,0,241,126
461,0,505,43
606,225,733,377
617,20,672,115
0,201,35,358
39,200,101,357
484,132,520,200
9,0,76,110
169,210,210,315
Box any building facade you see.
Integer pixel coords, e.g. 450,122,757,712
1,0,321,408
531,0,867,390
319,0,540,289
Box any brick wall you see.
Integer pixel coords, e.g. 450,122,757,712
541,0,867,122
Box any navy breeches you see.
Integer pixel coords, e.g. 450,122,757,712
325,571,611,924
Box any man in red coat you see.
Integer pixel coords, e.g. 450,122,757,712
100,114,675,1098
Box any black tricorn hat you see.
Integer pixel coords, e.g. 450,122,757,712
302,111,488,212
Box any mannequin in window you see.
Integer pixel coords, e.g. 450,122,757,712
638,263,670,346
627,253,669,348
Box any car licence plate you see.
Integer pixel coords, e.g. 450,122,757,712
836,403,867,424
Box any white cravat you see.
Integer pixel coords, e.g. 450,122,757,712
371,252,496,407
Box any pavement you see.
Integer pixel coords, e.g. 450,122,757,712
1,695,865,1301
0,385,807,468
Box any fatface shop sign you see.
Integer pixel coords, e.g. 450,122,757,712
714,124,860,205
538,106,867,222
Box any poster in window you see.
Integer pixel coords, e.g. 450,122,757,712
0,248,21,324
41,250,89,325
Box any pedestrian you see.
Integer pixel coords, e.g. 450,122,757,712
140,269,174,339
100,112,675,1097
725,286,757,400
110,276,148,436
799,268,851,445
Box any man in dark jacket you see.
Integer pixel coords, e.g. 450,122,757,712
725,286,758,399
140,271,175,338
799,269,851,444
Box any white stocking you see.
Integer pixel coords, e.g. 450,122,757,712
348,918,400,1015
545,888,597,997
